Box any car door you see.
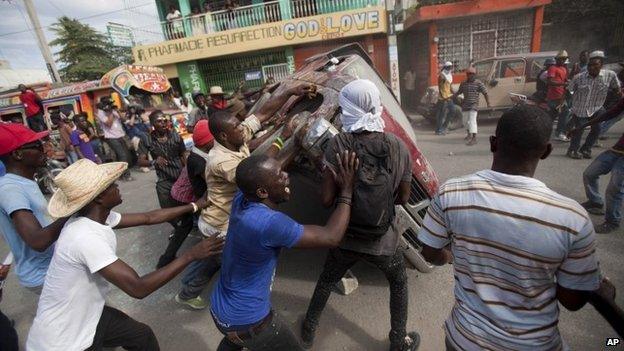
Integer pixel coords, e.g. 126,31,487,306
487,58,527,109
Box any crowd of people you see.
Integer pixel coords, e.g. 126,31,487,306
1,55,624,351
431,50,624,151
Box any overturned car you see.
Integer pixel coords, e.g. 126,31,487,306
247,44,439,272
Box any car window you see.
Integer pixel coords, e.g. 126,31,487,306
473,60,493,81
495,59,525,79
528,58,547,80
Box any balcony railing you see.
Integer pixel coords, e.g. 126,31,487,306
132,0,382,45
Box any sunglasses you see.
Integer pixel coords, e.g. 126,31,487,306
20,140,44,152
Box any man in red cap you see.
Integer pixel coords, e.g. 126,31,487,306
0,123,69,292
187,119,215,199
18,84,46,132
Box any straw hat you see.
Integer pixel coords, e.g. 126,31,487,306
210,86,224,95
48,159,128,218
556,50,569,58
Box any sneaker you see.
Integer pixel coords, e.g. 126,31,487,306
140,167,151,173
581,201,605,215
435,130,447,136
596,222,620,234
580,150,592,159
175,294,208,310
391,332,421,351
566,150,582,159
556,133,570,142
301,320,316,349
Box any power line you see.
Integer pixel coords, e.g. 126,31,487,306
0,1,154,38
44,0,66,17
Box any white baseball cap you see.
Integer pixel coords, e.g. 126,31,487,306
589,50,605,59
443,61,453,67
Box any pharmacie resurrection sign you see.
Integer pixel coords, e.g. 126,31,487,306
133,6,387,66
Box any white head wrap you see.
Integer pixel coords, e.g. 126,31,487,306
441,61,453,83
339,79,385,133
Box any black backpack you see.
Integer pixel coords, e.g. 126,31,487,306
344,133,395,240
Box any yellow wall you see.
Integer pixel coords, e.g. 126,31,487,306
162,64,179,78
133,7,387,66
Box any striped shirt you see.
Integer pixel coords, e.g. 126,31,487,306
418,170,599,351
569,69,620,117
138,131,186,182
457,80,487,111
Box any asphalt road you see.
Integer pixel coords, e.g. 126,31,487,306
2,114,624,351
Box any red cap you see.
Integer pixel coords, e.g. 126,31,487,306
0,123,49,156
192,120,214,147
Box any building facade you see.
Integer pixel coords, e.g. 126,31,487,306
397,0,550,102
131,0,392,102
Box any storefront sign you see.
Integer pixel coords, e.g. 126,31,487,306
245,71,263,81
177,61,207,106
133,7,387,66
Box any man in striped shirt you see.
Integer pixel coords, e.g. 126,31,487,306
566,50,621,159
418,105,600,351
453,67,490,146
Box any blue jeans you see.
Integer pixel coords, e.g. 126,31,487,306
179,254,221,299
548,100,571,135
583,150,624,225
435,99,453,133
66,150,78,164
568,109,605,153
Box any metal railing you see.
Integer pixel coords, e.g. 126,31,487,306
132,0,382,45
291,0,378,18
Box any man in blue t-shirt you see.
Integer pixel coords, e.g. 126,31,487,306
210,152,358,351
0,123,70,292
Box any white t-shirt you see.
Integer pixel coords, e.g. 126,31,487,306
26,211,121,351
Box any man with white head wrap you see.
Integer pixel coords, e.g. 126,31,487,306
302,79,420,351
435,61,455,135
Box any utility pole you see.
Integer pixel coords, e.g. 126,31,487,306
22,0,62,83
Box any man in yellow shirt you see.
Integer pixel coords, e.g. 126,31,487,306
175,83,311,309
436,61,455,135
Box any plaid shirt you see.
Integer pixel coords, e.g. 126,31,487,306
569,69,620,117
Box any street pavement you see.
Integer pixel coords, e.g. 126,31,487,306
2,114,624,351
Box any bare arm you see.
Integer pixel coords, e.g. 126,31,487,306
254,84,312,124
395,181,410,205
556,284,591,311
116,199,207,229
421,244,453,266
589,277,624,337
98,236,224,299
11,211,70,252
295,152,358,249
483,93,491,108
574,98,624,131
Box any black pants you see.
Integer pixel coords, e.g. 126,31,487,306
303,248,409,348
105,137,133,179
86,306,159,351
27,112,47,132
0,310,18,351
156,180,194,261
214,311,303,351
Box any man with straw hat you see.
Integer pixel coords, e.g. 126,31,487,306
26,159,224,350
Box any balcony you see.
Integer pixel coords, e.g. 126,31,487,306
132,0,383,45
